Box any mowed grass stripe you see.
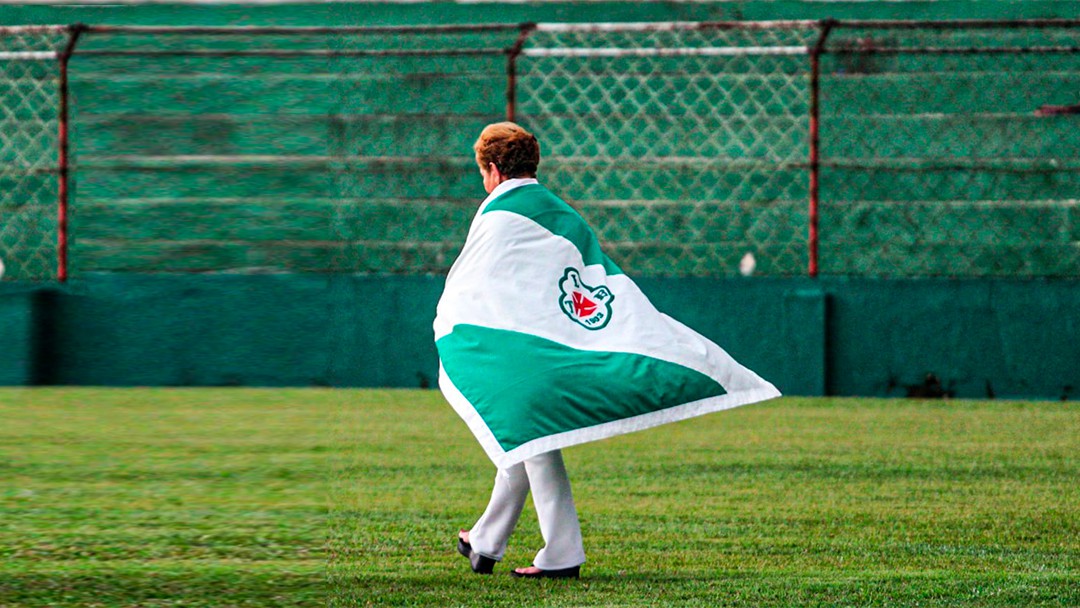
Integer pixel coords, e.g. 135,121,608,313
1,388,331,607
2,389,1077,607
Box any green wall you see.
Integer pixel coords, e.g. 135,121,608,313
32,274,444,388
0,286,38,385
9,275,1080,399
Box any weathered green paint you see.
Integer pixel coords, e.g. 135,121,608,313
823,278,1080,400
33,274,445,387
784,289,828,397
5,274,1078,400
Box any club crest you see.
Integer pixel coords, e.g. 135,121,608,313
558,268,614,330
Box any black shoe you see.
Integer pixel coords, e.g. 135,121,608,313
456,532,496,574
510,564,581,579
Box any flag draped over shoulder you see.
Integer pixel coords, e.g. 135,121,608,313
435,179,781,469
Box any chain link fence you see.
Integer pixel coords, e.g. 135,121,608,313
517,23,820,277
65,25,521,277
0,21,1077,281
819,22,1080,277
0,26,72,281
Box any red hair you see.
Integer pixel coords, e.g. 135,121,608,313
473,122,540,178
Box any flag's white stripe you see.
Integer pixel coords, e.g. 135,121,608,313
436,211,772,391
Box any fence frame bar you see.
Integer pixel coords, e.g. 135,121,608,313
825,46,1080,55
521,46,808,57
505,24,537,123
0,25,70,35
82,24,524,35
75,48,511,58
76,19,1080,36
534,20,820,32
808,20,835,279
828,18,1080,29
56,24,85,283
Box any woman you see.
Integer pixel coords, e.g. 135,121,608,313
450,123,585,579
435,122,780,579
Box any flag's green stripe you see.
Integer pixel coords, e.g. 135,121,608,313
438,324,726,452
483,184,623,276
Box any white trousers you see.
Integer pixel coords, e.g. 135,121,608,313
468,450,586,570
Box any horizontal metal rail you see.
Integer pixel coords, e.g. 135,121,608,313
5,20,1077,42
74,48,512,58
0,166,61,176
0,25,70,35
534,21,819,32
820,158,1080,171
79,155,810,169
827,18,1080,29
0,51,57,60
825,46,1080,55
82,24,526,35
78,155,477,168
522,46,808,58
63,45,1080,59
62,20,1080,37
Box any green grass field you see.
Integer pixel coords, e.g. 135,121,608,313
1,389,1076,607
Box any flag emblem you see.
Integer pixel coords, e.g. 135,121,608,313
559,268,614,330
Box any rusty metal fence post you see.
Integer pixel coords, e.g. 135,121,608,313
56,24,85,282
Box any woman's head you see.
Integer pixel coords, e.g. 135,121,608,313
473,122,540,193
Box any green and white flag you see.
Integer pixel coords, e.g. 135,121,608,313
435,179,781,468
